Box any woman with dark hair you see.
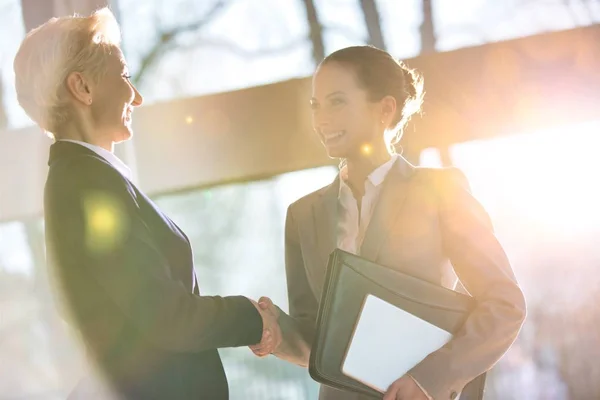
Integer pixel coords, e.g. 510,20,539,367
255,46,526,400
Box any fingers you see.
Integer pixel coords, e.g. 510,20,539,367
383,381,401,400
258,296,280,319
248,296,283,358
250,346,270,358
253,329,280,357
259,329,273,348
251,345,271,358
251,323,274,351
258,296,273,308
250,329,274,357
256,327,272,345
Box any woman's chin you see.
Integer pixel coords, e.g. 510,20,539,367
323,147,341,159
323,141,349,159
113,128,133,144
327,144,358,160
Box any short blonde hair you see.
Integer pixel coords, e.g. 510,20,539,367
14,7,121,137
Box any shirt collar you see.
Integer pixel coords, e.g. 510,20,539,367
59,139,132,181
338,154,398,198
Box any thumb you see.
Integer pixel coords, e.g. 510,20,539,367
258,296,273,308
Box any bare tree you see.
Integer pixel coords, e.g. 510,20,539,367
132,1,229,87
131,0,321,88
420,0,436,54
301,0,325,64
359,0,386,49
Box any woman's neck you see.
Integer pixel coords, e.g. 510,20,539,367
344,143,392,197
56,120,113,152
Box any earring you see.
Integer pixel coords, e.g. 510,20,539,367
88,98,93,105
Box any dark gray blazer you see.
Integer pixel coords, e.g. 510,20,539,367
45,141,263,399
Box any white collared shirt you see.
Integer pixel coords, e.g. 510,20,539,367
337,155,434,399
59,139,132,181
336,154,398,255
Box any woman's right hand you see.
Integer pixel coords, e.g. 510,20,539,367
249,297,282,357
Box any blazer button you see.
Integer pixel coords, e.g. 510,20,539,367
450,391,458,399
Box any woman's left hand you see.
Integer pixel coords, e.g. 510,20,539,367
383,375,429,400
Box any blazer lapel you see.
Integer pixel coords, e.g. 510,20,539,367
312,177,340,277
360,156,416,261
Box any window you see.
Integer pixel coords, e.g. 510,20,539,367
0,219,85,399
449,121,600,399
0,166,337,399
118,0,315,104
0,0,30,129
154,166,337,399
433,0,598,51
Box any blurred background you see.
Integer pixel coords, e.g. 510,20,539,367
1,0,600,399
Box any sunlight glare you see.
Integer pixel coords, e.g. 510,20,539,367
450,120,600,236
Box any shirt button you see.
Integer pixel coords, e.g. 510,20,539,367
450,391,458,399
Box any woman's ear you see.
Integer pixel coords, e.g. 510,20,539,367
380,95,397,126
66,71,93,105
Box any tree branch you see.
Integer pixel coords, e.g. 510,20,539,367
301,0,325,64
359,0,386,49
182,37,308,58
325,23,365,42
132,1,230,87
420,0,436,54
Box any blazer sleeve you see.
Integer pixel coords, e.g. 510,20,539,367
45,156,263,353
409,168,527,399
272,205,318,367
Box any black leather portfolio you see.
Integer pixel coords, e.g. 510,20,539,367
308,249,487,399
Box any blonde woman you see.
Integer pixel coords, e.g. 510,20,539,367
257,46,527,400
14,8,280,399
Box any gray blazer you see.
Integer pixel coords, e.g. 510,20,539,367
274,156,526,400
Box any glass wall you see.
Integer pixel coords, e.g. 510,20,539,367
115,0,600,107
117,0,316,105
432,0,600,51
5,120,600,398
447,120,600,399
3,1,600,398
154,166,337,399
3,0,595,127
0,0,29,130
0,219,84,399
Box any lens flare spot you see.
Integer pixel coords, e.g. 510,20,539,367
361,144,373,155
83,192,129,254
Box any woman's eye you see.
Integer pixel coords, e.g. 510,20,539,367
122,74,132,80
330,98,345,106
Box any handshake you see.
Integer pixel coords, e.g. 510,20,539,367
249,297,282,357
